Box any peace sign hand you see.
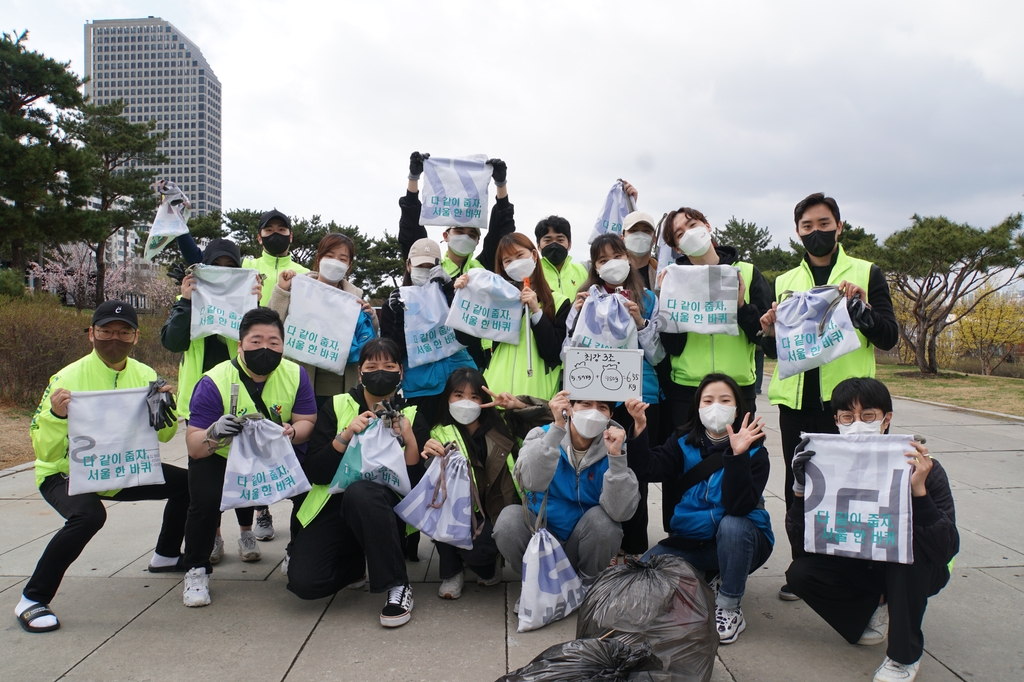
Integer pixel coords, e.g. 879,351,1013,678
480,386,526,411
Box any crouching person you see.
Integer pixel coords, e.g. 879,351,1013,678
784,378,958,682
287,339,430,628
18,301,188,633
493,390,640,600
629,373,774,645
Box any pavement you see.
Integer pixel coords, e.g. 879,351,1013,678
1,392,1023,681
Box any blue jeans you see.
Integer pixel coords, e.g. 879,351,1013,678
642,515,771,609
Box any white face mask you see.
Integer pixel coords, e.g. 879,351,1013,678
678,226,712,258
449,399,482,425
572,409,609,439
699,402,736,434
597,259,631,286
318,258,349,283
624,232,653,257
410,267,431,286
504,257,536,283
838,420,884,436
447,233,478,257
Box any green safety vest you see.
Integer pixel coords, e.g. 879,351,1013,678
442,252,483,278
429,423,521,504
176,335,237,421
205,357,302,457
483,292,569,401
670,261,757,387
767,246,875,409
540,256,588,300
297,393,418,526
30,351,178,494
242,251,310,306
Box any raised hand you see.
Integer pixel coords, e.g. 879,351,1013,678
726,413,764,456
623,398,649,436
480,386,526,410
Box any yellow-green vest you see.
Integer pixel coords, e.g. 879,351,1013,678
484,292,569,401
430,423,521,503
442,253,483,278
540,256,588,300
242,251,310,306
297,393,418,526
670,261,756,387
205,358,302,457
767,247,875,409
177,336,237,421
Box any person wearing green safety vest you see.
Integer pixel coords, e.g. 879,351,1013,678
287,338,430,629
536,215,589,299
17,301,187,634
180,308,318,609
242,209,310,306
420,368,553,601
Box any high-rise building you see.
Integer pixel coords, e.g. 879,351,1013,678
83,17,222,217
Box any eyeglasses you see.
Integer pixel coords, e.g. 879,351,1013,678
836,410,883,425
94,327,137,341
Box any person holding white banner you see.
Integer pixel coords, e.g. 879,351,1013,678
784,378,958,682
242,210,310,306
18,301,188,633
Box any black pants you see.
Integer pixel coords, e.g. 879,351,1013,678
287,480,408,599
613,401,660,555
25,466,189,604
436,517,499,580
786,554,950,665
662,383,757,531
183,454,229,573
778,404,838,512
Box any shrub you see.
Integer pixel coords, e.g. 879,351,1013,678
0,269,26,297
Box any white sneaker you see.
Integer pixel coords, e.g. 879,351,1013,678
280,552,290,577
513,597,520,614
438,571,464,599
858,604,889,645
254,508,275,541
380,584,414,627
715,605,746,644
210,535,225,565
873,656,921,682
182,567,210,607
708,574,722,601
238,530,261,562
347,573,368,590
478,573,501,587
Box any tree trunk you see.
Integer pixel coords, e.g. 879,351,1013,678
926,326,940,374
94,242,106,306
10,238,25,272
914,322,930,373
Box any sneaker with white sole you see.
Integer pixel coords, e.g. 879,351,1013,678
707,574,722,601
513,597,520,614
858,604,889,645
438,571,464,599
778,583,801,601
238,530,261,562
280,552,290,577
182,567,210,607
478,573,501,587
380,584,413,627
254,508,275,541
716,605,746,644
873,656,920,682
347,573,368,590
210,535,225,565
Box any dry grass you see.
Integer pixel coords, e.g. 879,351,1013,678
0,403,36,469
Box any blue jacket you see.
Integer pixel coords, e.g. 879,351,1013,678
401,348,477,398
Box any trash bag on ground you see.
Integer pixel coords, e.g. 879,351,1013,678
496,638,661,682
576,555,718,682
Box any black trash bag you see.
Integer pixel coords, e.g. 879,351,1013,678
496,638,662,682
576,555,718,682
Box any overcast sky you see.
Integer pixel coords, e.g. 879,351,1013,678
9,0,1024,260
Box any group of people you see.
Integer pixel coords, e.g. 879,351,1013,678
16,153,959,682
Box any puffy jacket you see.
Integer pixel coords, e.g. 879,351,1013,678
242,250,309,306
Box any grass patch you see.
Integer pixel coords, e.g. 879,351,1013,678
0,402,35,469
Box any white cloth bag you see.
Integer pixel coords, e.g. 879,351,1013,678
327,418,412,496
803,433,915,564
587,181,631,244
657,264,739,335
445,269,523,345
143,181,191,261
395,449,481,550
774,285,861,380
283,275,362,373
568,285,638,350
518,494,586,632
220,419,312,511
67,387,165,495
401,282,466,368
420,155,491,230
190,265,260,341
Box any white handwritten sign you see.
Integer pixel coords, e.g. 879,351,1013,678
563,348,643,402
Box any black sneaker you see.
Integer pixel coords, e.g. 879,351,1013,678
380,584,414,627
778,583,802,601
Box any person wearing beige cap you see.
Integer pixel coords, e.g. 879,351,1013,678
621,207,660,290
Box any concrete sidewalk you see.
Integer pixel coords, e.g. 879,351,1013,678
1,396,1022,681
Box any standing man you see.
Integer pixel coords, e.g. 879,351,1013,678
18,301,187,632
759,193,898,600
536,216,588,299
243,210,310,306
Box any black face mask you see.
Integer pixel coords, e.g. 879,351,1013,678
541,243,568,267
261,232,291,257
244,347,283,376
94,338,134,365
362,370,402,397
801,229,837,258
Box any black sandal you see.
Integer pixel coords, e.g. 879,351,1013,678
17,604,60,633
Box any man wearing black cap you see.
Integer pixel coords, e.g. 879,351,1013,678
243,210,310,306
18,301,188,633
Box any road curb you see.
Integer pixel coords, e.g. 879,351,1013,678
892,395,1024,422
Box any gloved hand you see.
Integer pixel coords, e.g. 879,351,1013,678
487,158,507,187
409,151,430,180
847,295,875,330
167,262,187,286
388,288,405,312
428,265,451,284
146,379,177,431
792,436,816,496
208,414,244,441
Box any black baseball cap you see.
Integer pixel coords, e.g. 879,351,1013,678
92,300,139,329
258,209,291,231
202,238,242,267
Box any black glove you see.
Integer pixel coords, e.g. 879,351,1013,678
146,379,177,431
167,262,187,286
388,288,405,312
208,414,244,441
791,436,816,496
409,151,430,179
847,295,875,330
487,158,507,187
